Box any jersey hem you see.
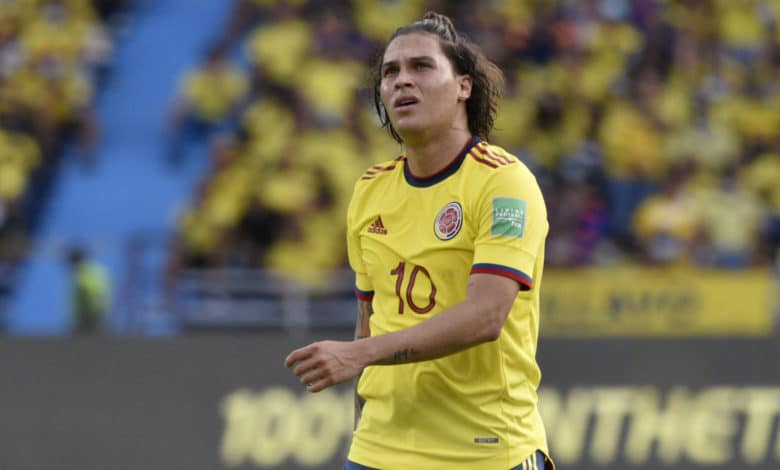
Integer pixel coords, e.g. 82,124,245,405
349,441,549,470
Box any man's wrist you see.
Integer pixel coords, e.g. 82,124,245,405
354,336,377,368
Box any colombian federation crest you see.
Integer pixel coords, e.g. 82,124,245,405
434,202,463,241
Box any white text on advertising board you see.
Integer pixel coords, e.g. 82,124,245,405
542,386,780,466
220,386,780,468
220,387,352,467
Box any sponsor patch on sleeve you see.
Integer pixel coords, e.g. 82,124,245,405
491,197,526,238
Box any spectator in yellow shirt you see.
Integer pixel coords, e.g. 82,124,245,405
632,163,702,265
600,70,667,245
697,167,765,268
66,245,111,334
245,2,311,87
12,53,97,162
168,46,248,167
21,0,97,67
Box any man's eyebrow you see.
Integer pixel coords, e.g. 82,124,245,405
382,56,435,68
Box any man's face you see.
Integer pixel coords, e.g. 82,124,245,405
380,33,471,140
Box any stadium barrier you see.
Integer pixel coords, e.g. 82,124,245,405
168,267,778,336
1,333,778,470
0,263,12,328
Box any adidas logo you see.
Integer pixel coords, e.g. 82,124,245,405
368,216,388,235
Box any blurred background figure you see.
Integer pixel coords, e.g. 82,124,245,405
631,161,701,266
166,45,248,168
66,244,110,333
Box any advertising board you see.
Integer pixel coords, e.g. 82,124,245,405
1,334,777,470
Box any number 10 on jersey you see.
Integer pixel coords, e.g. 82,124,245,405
390,262,437,314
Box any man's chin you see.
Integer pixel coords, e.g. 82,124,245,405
393,122,424,139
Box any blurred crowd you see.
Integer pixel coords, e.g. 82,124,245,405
0,0,127,266
167,0,780,286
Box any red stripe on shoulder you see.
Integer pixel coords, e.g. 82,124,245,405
493,149,514,165
495,149,515,165
476,144,512,165
474,143,510,165
371,164,397,171
469,151,499,168
361,163,398,180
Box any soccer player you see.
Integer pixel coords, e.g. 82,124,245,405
285,11,553,470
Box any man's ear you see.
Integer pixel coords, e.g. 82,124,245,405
457,75,473,102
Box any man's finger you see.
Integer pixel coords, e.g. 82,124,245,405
293,357,318,377
307,377,331,393
285,345,312,368
300,369,323,386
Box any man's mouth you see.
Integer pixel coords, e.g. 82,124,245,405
394,97,419,110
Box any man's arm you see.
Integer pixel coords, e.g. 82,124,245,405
285,273,518,392
353,299,372,429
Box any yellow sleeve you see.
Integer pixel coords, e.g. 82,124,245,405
346,183,373,300
470,164,548,290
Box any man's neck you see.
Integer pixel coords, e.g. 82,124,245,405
403,128,473,178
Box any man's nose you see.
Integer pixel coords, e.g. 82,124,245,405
394,67,413,89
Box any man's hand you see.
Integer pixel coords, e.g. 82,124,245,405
285,340,366,393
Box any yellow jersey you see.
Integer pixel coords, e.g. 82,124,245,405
346,138,550,469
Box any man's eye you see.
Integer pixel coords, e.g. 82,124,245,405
383,67,398,76
415,63,430,70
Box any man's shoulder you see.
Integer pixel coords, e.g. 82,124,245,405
355,156,405,185
464,141,534,180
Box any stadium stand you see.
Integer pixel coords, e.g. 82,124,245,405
149,0,780,330
3,0,779,333
167,0,780,284
0,0,127,326
4,0,240,334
